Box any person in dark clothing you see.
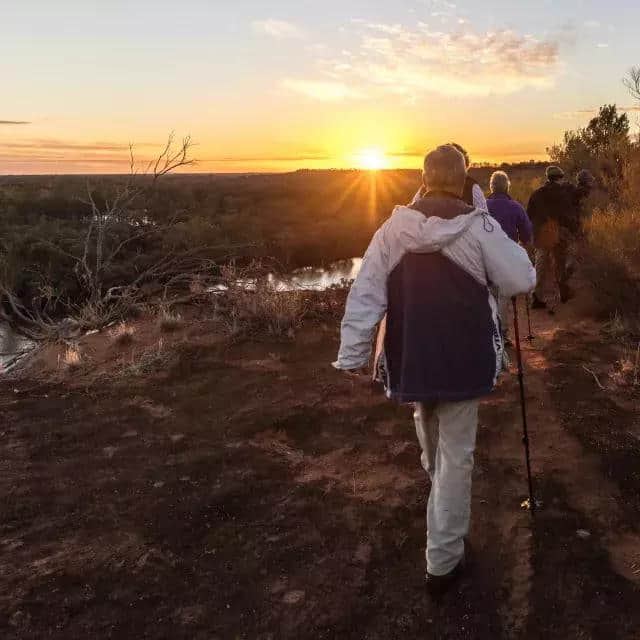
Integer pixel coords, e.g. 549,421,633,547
574,169,595,218
527,166,580,310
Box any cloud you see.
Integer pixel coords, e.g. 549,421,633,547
0,153,127,165
554,105,640,119
202,154,331,163
252,19,304,39
0,139,159,152
281,78,363,102
0,120,30,125
283,21,560,100
1,140,128,151
584,20,600,29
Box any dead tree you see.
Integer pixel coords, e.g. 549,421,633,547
623,66,640,102
0,133,246,340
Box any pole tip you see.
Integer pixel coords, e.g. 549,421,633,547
520,497,542,511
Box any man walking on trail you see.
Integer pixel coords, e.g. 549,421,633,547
527,166,580,310
333,145,536,593
486,170,534,343
411,142,488,210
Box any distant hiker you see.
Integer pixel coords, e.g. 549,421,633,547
334,145,536,593
411,142,488,210
486,170,534,343
487,171,533,244
574,169,596,218
527,166,579,310
565,169,597,278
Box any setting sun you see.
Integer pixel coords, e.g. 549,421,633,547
355,148,389,170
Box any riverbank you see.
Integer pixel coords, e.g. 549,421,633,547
1,288,640,638
0,323,36,373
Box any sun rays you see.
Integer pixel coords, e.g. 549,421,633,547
354,148,390,170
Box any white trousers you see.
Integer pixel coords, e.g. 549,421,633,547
414,399,479,576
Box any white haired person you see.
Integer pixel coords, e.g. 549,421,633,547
410,142,488,210
334,145,535,594
486,170,534,344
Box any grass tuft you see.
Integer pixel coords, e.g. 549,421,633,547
158,310,184,333
111,322,136,346
61,344,82,371
123,339,174,376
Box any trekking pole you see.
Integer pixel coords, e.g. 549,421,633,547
524,296,535,341
512,297,536,515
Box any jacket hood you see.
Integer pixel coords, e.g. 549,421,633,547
388,195,482,254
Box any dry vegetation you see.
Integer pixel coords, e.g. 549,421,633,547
60,343,82,372
582,207,640,326
157,309,184,333
122,339,174,377
215,262,308,338
111,322,136,346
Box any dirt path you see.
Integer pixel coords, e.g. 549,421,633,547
1,299,639,639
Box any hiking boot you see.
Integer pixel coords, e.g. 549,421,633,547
426,542,470,596
530,295,547,310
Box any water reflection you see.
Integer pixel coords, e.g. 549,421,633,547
0,322,35,370
0,258,361,371
271,258,362,291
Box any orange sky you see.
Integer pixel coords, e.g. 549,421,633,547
1,1,638,174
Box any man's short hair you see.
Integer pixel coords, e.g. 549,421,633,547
489,170,510,194
423,145,466,197
450,142,470,168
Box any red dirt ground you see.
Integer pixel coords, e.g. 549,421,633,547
1,292,640,639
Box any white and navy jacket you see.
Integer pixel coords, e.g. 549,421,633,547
334,194,536,403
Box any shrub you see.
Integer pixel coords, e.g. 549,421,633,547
60,344,83,371
123,339,174,376
157,309,184,333
548,104,636,206
111,322,136,346
582,207,640,327
218,262,308,338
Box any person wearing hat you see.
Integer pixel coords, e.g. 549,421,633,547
575,169,596,217
526,165,580,310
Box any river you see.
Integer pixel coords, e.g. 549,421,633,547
270,257,362,291
0,257,362,373
0,323,35,371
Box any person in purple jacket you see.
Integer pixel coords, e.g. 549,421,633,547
486,170,533,343
486,171,533,244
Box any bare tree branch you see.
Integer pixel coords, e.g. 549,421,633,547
623,66,640,102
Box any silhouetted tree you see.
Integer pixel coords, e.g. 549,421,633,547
623,66,640,102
